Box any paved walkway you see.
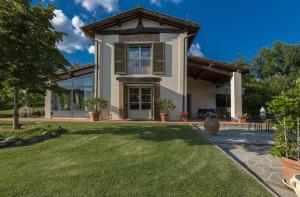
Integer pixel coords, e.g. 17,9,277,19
196,126,296,197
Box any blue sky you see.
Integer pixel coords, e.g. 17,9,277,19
37,0,300,65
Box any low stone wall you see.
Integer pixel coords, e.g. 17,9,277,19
0,127,67,148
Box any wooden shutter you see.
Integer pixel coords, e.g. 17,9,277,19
114,43,127,74
152,42,165,74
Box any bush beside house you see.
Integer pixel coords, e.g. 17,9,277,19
267,78,300,186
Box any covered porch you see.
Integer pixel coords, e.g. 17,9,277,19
186,56,249,120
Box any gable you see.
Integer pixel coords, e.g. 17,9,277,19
81,7,199,45
107,18,175,31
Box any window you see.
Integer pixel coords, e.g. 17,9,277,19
128,87,152,110
52,74,93,112
128,46,151,74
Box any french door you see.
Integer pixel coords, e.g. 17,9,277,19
128,87,153,120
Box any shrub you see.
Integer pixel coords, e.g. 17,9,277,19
267,79,300,160
84,97,108,112
159,98,175,113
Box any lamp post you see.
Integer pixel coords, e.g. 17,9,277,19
258,106,267,132
259,106,266,119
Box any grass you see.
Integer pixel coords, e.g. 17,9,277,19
0,127,44,141
0,109,13,115
0,121,272,196
0,107,44,116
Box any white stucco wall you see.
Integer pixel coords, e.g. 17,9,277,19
187,77,216,118
159,33,186,120
95,34,119,120
94,17,186,120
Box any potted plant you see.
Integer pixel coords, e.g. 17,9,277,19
238,113,248,123
159,98,175,122
84,97,108,121
180,112,189,122
204,112,220,135
267,80,300,187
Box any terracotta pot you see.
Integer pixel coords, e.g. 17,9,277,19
204,118,220,135
89,112,100,121
238,118,247,123
180,116,188,122
290,174,300,197
281,157,300,186
160,113,169,122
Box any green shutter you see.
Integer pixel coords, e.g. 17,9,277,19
114,43,127,74
152,42,165,74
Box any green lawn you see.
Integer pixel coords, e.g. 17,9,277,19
0,109,13,115
0,107,44,116
0,121,271,196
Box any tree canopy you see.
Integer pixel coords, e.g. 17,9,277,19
0,0,68,128
238,41,300,118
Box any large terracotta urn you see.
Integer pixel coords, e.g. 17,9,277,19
238,117,247,124
89,112,100,121
204,118,220,135
160,113,169,122
290,174,300,197
281,157,300,186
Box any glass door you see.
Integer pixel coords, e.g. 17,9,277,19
128,87,153,120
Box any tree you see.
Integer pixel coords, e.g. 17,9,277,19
243,74,290,118
0,0,68,129
236,41,300,118
0,83,14,110
267,78,300,160
253,41,300,79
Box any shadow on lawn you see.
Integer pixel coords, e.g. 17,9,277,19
70,124,210,146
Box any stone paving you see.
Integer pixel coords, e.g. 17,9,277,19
196,126,296,197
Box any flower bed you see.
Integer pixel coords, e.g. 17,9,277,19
0,126,67,148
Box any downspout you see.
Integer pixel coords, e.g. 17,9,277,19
183,33,196,112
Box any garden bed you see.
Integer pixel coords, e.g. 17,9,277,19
0,125,67,148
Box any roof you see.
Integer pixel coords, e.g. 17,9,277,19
81,7,200,45
57,64,95,80
188,55,250,82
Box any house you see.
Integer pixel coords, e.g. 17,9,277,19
45,7,249,121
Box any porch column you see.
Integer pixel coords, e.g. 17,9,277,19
44,90,52,119
230,72,242,120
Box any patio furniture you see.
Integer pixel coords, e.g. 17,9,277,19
197,108,216,119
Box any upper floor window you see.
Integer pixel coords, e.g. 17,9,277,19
128,46,151,74
114,42,164,75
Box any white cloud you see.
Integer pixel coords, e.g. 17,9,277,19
150,0,182,6
72,15,85,37
52,10,68,27
189,43,204,57
51,9,91,54
88,45,95,54
75,0,118,13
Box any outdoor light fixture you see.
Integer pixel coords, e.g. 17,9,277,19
259,106,267,119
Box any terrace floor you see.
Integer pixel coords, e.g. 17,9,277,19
195,125,296,197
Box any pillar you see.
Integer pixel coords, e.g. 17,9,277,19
44,90,52,119
230,72,242,120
